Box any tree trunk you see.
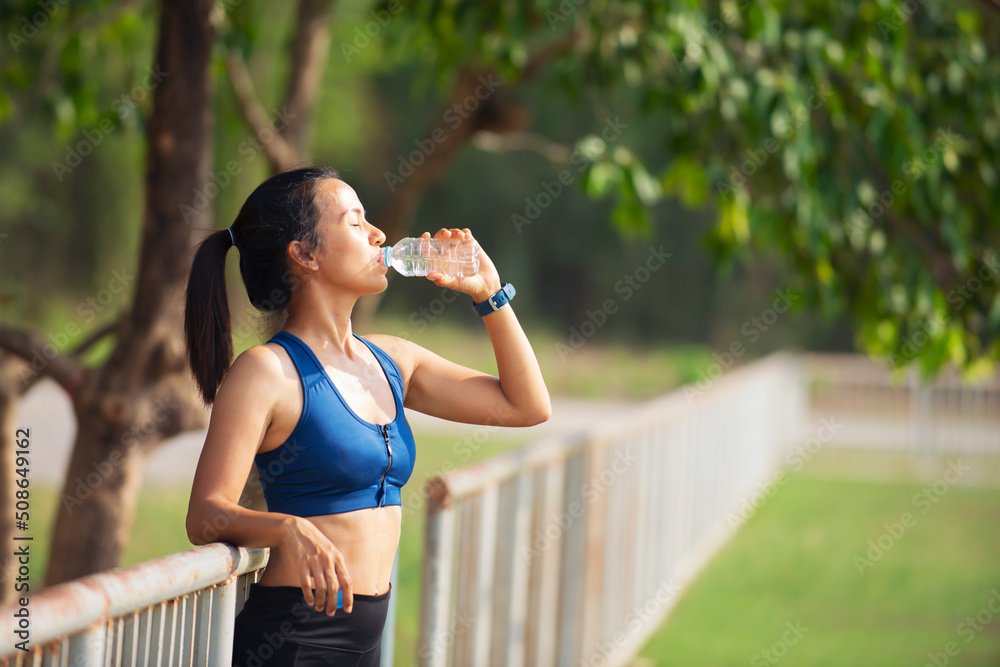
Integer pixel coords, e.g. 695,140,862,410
43,0,216,586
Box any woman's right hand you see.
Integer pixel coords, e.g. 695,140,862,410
280,515,353,615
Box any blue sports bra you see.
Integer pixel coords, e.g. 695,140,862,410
254,331,416,517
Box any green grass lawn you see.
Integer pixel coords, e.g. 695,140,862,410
636,466,1000,666
26,428,1000,667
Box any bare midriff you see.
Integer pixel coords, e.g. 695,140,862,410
255,338,403,596
257,504,402,596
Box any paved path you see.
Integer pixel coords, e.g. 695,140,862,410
18,378,637,486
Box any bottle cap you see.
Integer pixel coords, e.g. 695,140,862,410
379,246,392,267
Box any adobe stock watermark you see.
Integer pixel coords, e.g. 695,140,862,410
179,106,296,224
844,127,960,243
511,116,629,234
194,441,307,544
383,74,502,192
401,404,512,519
405,286,465,333
18,267,136,387
555,245,671,361
236,593,405,666
750,620,809,666
714,85,833,199
60,393,180,513
877,0,931,39
339,0,409,62
683,287,800,403
520,446,638,563
401,426,493,519
887,254,1000,369
7,0,69,53
727,417,842,530
580,578,683,667
412,611,476,667
853,459,970,575
51,65,169,182
922,589,1000,667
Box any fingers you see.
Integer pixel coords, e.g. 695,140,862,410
312,563,329,613
425,271,457,288
336,561,354,614
430,228,474,240
325,551,349,615
299,551,349,616
299,571,315,608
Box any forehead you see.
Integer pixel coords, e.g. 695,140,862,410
315,178,363,216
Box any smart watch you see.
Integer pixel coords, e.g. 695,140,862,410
472,283,516,316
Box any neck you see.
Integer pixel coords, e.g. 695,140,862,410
284,287,358,353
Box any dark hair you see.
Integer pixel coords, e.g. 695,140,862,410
184,166,340,405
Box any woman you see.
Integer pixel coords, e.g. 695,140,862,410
183,166,550,666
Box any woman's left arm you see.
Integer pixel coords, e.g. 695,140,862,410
367,228,551,427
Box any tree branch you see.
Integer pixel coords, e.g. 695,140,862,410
471,131,574,163
225,51,299,173
281,0,338,158
21,319,119,394
518,34,577,82
0,325,86,396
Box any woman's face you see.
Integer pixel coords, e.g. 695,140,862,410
289,178,388,296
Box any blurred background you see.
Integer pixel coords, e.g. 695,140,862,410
1,0,999,665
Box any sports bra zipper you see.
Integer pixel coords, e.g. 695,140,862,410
378,424,392,507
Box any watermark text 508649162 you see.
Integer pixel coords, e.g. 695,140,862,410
13,428,32,652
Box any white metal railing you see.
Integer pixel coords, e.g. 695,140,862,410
417,353,808,667
415,352,1000,667
803,353,1000,456
0,544,269,665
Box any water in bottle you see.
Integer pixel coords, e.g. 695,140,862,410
379,237,480,278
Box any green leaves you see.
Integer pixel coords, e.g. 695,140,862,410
375,0,999,374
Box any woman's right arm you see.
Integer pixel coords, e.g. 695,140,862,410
185,345,353,615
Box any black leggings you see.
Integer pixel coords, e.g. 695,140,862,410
232,583,391,666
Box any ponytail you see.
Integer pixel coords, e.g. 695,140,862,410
184,229,235,406
183,166,339,406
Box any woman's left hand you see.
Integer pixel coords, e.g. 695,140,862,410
421,228,502,303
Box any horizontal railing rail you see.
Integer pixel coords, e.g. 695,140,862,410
0,543,269,666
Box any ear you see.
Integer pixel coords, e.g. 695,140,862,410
287,240,318,273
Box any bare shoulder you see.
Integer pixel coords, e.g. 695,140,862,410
230,342,288,381
358,333,424,376
215,342,292,407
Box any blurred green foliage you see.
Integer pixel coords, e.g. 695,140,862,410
2,0,998,377
379,0,1000,376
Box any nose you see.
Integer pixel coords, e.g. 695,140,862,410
369,223,386,246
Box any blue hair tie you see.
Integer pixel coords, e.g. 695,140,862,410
227,228,235,247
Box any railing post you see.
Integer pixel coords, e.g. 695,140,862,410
207,575,237,666
530,461,565,667
578,440,609,666
380,548,400,667
504,472,532,667
67,621,107,665
419,482,457,667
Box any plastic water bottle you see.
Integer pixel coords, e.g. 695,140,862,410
379,237,480,278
